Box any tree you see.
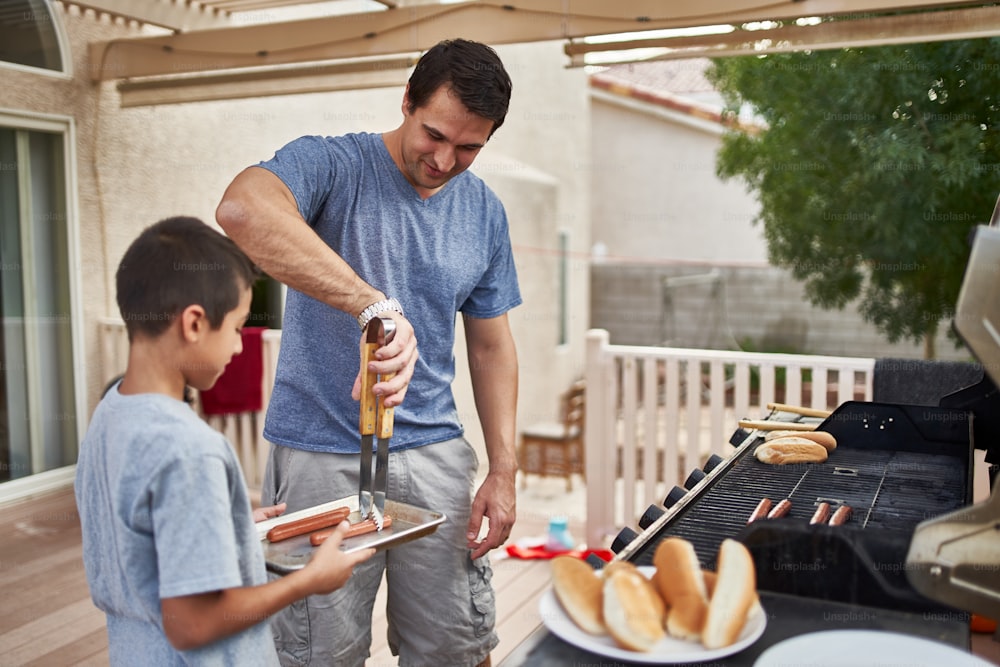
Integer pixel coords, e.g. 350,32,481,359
706,38,1000,358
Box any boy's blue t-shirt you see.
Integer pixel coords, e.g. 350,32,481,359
258,132,522,453
75,385,277,666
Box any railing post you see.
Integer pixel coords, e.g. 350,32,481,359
585,329,613,549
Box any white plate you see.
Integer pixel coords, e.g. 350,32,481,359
754,629,993,667
539,565,767,664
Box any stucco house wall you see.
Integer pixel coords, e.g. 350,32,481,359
588,86,767,264
586,61,971,362
2,5,590,491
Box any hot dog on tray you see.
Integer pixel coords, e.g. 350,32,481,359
266,506,352,543
310,515,393,546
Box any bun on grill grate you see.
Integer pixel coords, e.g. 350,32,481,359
754,437,829,464
764,429,837,451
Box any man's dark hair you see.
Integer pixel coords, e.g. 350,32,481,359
116,216,259,341
407,38,512,137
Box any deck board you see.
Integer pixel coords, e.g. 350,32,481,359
0,486,575,667
2,483,997,666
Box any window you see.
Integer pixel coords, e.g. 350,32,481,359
0,122,77,482
0,0,64,72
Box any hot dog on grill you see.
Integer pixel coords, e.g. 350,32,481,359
309,515,393,546
829,504,852,526
747,498,773,524
809,502,831,525
266,506,352,543
766,498,792,519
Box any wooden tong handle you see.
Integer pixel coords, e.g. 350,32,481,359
738,419,818,432
377,371,395,439
766,403,832,418
360,316,396,437
359,341,379,436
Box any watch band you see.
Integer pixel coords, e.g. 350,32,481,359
357,297,404,331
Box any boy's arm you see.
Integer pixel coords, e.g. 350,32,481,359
160,522,373,651
215,166,416,407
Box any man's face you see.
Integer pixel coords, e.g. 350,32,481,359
397,84,495,197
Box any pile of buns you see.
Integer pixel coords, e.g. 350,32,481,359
550,537,759,653
754,430,837,465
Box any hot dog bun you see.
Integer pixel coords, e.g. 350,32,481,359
765,429,837,451
755,438,828,464
651,537,709,641
551,555,605,636
601,559,638,579
602,562,666,651
703,569,763,622
702,539,757,650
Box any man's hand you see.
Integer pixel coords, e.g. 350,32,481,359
466,471,516,560
351,311,418,408
253,502,287,523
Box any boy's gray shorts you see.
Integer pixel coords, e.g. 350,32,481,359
261,436,499,667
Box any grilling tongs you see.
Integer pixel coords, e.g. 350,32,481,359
359,316,396,531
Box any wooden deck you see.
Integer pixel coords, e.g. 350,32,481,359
0,482,576,666
5,482,998,666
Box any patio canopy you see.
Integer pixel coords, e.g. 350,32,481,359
74,0,1000,103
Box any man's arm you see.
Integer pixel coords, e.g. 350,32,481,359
160,522,372,650
463,313,518,560
216,166,416,405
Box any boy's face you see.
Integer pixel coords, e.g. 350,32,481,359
188,286,253,392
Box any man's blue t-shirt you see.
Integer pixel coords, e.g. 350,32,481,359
258,132,522,453
75,385,276,665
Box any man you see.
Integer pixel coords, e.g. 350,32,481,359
216,39,519,667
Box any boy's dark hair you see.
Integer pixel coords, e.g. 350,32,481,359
116,216,259,342
407,38,512,138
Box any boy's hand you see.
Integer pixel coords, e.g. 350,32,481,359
253,502,287,523
304,521,376,594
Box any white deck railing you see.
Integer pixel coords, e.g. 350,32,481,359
583,328,875,549
97,319,281,491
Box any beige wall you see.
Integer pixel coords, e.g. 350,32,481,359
3,7,591,473
589,89,767,264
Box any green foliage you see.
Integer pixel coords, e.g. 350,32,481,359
706,39,1000,347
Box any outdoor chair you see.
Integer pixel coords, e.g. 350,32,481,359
518,380,586,491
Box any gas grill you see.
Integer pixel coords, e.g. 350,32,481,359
502,401,982,666
615,401,974,616
502,208,1000,666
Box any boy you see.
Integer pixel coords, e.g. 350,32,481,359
75,216,373,665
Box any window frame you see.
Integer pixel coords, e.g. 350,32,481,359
0,0,73,80
0,109,85,501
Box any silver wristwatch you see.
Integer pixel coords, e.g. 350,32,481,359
356,297,404,331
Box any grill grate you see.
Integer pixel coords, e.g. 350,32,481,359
629,433,969,570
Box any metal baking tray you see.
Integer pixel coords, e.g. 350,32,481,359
258,495,446,574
